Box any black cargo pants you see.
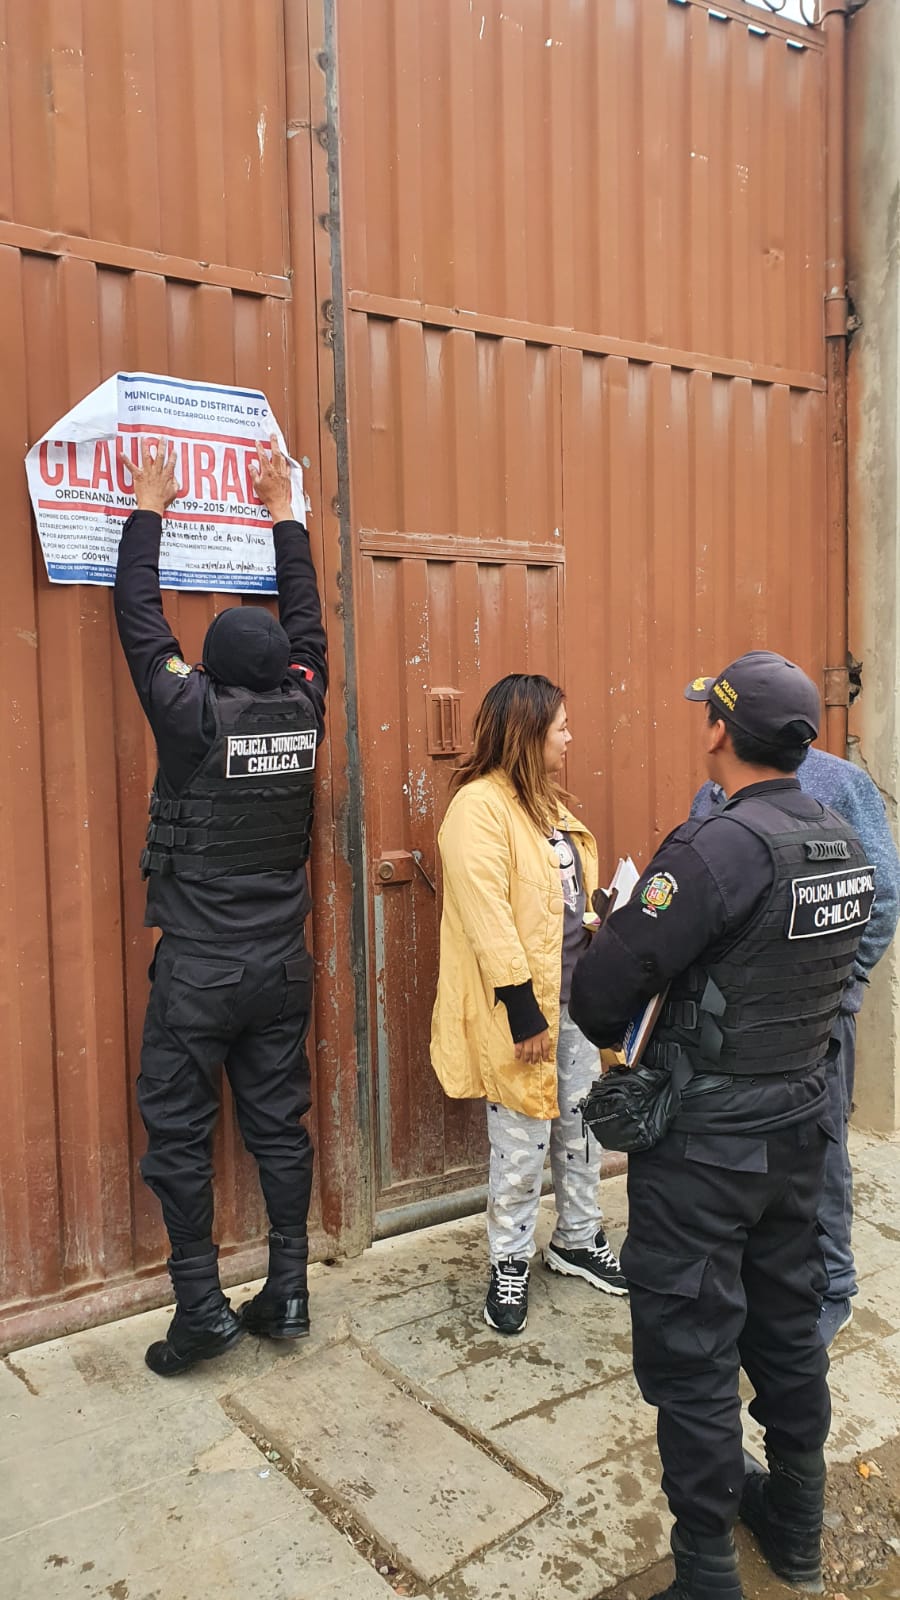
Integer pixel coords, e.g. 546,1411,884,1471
137,932,315,1248
621,1120,831,1538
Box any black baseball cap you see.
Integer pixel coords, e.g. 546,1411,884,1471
684,651,820,744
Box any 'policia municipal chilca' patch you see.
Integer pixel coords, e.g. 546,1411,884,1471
226,731,316,778
788,865,876,940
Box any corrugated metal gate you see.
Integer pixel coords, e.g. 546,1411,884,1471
0,0,847,1342
0,0,367,1350
333,0,846,1227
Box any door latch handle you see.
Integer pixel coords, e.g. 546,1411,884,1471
375,850,436,892
411,850,436,893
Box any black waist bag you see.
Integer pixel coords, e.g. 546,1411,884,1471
579,1054,692,1155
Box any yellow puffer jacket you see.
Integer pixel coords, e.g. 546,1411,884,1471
430,770,600,1120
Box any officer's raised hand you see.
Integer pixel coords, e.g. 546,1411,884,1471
117,437,181,514
249,434,295,524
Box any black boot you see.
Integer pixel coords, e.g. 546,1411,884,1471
145,1250,245,1378
651,1525,744,1600
740,1447,825,1592
239,1230,310,1339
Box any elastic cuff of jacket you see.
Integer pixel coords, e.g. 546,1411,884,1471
125,509,163,531
494,980,549,1043
273,519,309,536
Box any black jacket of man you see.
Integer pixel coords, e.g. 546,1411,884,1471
569,777,869,1539
569,777,864,1139
114,510,327,942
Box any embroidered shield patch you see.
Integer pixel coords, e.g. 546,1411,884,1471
640,872,678,917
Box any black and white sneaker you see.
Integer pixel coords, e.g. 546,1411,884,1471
544,1230,628,1296
484,1257,530,1334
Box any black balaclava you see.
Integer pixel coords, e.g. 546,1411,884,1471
202,606,291,691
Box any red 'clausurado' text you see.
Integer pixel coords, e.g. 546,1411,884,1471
38,439,266,507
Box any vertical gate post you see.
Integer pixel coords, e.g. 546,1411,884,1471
284,0,374,1249
823,0,851,754
846,0,900,1133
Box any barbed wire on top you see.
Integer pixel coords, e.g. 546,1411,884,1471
752,0,819,26
754,0,874,25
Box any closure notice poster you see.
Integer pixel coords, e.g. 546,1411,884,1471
25,372,306,594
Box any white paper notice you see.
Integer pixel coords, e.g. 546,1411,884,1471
25,372,306,595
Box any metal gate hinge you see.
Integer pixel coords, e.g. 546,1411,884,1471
824,656,862,709
824,665,850,708
824,289,849,340
826,665,845,710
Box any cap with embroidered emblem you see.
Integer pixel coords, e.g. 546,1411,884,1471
684,650,819,744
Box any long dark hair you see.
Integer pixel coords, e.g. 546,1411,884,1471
452,674,566,833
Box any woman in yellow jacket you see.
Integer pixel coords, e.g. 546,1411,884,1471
431,674,626,1334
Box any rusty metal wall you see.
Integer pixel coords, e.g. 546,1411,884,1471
0,0,288,278
358,546,564,1209
338,0,825,379
561,355,828,868
0,0,838,1328
334,0,831,1213
349,318,567,1207
0,0,366,1349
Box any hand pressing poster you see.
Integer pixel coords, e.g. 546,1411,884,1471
25,372,306,595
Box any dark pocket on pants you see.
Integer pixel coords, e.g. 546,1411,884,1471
280,950,314,1020
684,1133,768,1174
164,957,245,1032
623,1237,718,1366
622,1238,708,1299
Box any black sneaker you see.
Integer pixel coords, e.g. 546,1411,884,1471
544,1230,628,1296
484,1257,530,1334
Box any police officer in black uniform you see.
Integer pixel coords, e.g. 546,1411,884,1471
570,652,874,1600
114,435,327,1378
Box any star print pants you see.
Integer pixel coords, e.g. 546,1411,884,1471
486,1006,604,1264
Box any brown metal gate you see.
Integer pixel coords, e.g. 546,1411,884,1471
0,0,849,1342
332,0,846,1228
0,0,366,1351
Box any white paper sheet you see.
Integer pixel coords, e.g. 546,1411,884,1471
25,371,305,595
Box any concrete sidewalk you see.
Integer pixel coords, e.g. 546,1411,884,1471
3,1130,900,1600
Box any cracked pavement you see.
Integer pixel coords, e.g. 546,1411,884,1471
2,1130,899,1600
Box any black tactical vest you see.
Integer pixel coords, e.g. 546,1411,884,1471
649,795,874,1077
141,682,317,880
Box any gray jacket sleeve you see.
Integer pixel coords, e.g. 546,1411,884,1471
840,766,900,977
689,781,721,822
